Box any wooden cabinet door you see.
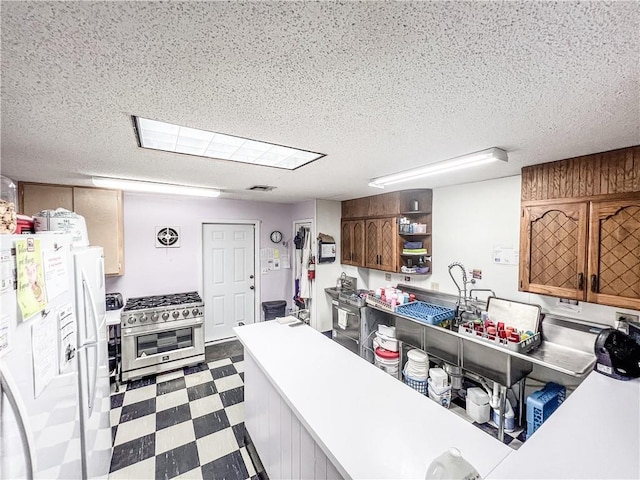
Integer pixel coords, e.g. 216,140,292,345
341,220,353,264
365,219,380,269
19,183,73,216
341,220,365,266
73,187,124,276
364,218,397,271
587,198,640,310
378,217,398,272
351,220,365,266
519,203,588,299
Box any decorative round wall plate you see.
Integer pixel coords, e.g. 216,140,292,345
156,226,180,248
270,230,283,243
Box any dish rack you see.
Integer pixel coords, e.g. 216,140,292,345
395,301,455,325
365,295,397,313
457,297,543,354
526,382,566,438
403,369,428,395
457,324,542,353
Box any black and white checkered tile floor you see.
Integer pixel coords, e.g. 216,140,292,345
448,396,526,449
109,352,262,480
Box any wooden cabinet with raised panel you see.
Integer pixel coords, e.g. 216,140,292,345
20,183,73,215
520,202,588,300
365,217,397,272
520,196,640,310
341,189,432,274
340,220,365,266
587,198,640,310
19,182,124,276
73,187,124,276
520,146,640,310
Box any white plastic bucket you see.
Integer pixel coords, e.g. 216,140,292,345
375,348,399,376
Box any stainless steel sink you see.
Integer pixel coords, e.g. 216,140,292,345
324,287,342,300
526,315,601,376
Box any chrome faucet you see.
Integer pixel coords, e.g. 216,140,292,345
448,262,478,326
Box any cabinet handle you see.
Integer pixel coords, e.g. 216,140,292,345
577,273,584,290
590,274,598,293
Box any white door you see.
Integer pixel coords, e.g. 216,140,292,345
203,224,256,342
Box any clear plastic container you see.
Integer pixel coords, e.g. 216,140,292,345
0,175,17,205
425,448,481,480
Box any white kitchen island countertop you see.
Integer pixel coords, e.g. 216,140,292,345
487,371,640,479
235,320,512,479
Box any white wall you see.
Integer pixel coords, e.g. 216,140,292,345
314,199,342,332
343,176,638,326
106,192,294,311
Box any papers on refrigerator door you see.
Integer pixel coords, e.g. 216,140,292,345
16,238,48,321
0,314,10,357
32,311,57,398
43,247,69,301
0,248,15,295
57,304,76,373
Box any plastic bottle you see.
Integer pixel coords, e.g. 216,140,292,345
425,448,480,480
492,399,515,432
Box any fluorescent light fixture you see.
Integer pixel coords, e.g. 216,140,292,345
133,116,325,170
91,177,220,198
369,148,508,188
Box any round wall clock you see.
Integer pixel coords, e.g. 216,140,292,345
270,230,283,243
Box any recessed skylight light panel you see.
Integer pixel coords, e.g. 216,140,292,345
134,116,324,170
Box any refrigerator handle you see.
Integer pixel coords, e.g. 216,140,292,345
97,255,104,290
0,362,38,479
82,273,100,343
87,343,99,415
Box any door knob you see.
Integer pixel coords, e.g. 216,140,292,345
249,275,254,279
250,285,255,290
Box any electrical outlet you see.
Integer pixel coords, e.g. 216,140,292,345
385,273,391,281
404,276,411,282
431,282,439,291
616,312,639,324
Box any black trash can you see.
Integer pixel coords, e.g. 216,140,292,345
262,300,287,320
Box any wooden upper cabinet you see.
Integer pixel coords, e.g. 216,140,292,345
73,187,124,276
365,218,397,272
19,182,124,276
519,203,588,300
341,189,432,273
341,220,364,267
19,183,73,215
367,192,399,217
522,146,640,201
342,197,369,219
587,198,640,310
519,145,640,309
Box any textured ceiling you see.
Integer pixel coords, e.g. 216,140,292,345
1,1,638,203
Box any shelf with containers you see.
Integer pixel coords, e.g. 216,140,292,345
398,189,433,275
340,188,432,275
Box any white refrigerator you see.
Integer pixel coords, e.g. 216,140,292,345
0,233,111,479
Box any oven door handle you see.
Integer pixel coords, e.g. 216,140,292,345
121,317,203,337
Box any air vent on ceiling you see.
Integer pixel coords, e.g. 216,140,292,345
246,185,276,192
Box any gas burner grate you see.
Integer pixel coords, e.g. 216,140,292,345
124,291,203,311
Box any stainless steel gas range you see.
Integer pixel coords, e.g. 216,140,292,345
120,291,205,381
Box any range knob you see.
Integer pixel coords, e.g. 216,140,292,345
162,312,170,320
140,314,148,323
152,313,159,322
192,308,200,316
127,316,136,325
172,311,179,319
182,309,189,317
